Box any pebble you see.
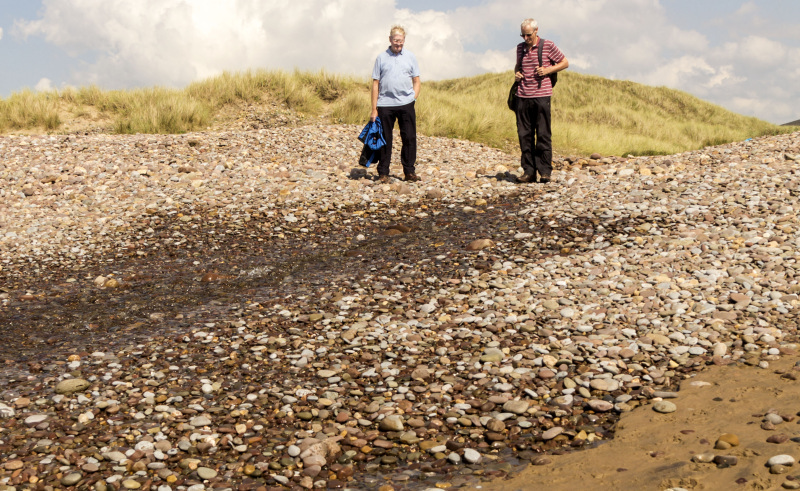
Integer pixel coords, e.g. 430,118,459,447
0,123,797,490
61,473,83,486
716,433,740,448
768,455,796,467
55,378,90,394
713,455,738,467
196,467,217,479
652,401,677,414
464,448,482,464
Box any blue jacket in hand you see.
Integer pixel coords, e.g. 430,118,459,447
358,117,386,167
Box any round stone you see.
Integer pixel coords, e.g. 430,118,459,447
768,455,796,467
197,467,218,479
464,448,481,464
61,473,83,486
56,378,91,394
716,433,740,447
653,401,677,413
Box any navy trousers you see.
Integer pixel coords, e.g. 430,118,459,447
377,101,417,177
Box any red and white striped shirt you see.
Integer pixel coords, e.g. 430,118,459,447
515,39,565,98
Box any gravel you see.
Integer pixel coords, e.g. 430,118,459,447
1,123,799,489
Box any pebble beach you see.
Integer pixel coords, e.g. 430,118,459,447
2,122,800,490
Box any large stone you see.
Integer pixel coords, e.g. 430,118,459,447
55,378,91,394
379,414,405,432
503,400,530,415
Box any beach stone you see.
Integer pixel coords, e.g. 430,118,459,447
24,414,48,426
542,427,563,440
61,473,83,486
503,400,530,415
768,455,795,467
466,238,495,250
587,400,614,412
197,467,218,479
691,452,715,463
464,448,481,464
190,415,212,427
379,415,404,432
768,434,790,444
713,455,738,467
481,348,504,363
0,403,15,418
716,433,740,448
55,378,91,394
653,401,677,413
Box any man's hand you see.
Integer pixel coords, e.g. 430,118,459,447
370,109,378,122
515,71,524,82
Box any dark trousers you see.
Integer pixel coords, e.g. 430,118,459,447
516,96,552,178
377,102,417,177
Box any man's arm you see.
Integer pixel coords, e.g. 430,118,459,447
542,57,569,77
370,79,380,121
412,76,421,101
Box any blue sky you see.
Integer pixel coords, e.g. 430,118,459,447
1,0,798,124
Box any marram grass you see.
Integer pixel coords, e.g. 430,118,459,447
0,69,795,156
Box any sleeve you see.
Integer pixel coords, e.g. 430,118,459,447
410,53,421,78
548,42,565,64
372,55,382,80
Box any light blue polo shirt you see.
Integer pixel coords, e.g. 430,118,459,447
372,48,420,107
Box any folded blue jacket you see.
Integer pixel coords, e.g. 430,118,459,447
358,117,386,167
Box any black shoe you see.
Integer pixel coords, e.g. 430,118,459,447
538,175,551,184
517,172,535,183
404,173,421,182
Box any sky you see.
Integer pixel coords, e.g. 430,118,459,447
1,0,798,125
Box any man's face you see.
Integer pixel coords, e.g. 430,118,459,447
390,34,405,53
520,26,537,47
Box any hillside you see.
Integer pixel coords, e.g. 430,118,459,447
0,69,793,156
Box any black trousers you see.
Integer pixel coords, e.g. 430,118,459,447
515,96,552,178
377,101,417,177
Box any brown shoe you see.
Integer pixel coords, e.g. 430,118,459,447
516,172,535,183
378,175,391,183
538,175,551,184
404,173,421,182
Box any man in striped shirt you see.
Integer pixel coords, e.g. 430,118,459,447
514,18,569,184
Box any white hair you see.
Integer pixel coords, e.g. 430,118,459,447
521,18,538,31
390,25,406,38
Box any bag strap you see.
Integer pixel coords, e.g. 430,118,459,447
537,39,545,89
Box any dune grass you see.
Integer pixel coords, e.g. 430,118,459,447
1,69,795,156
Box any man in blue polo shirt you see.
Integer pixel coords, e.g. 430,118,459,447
370,25,421,183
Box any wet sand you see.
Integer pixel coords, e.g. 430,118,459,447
478,355,800,491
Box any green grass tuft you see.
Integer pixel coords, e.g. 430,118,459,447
0,69,793,156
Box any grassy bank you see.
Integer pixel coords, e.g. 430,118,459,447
1,69,795,156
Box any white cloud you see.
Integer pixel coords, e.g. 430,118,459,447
10,0,800,124
0,27,4,41
35,78,54,92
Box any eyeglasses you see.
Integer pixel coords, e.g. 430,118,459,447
520,33,535,38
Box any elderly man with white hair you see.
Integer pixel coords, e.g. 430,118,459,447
370,25,422,183
514,18,569,184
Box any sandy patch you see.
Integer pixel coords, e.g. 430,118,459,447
477,356,800,491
